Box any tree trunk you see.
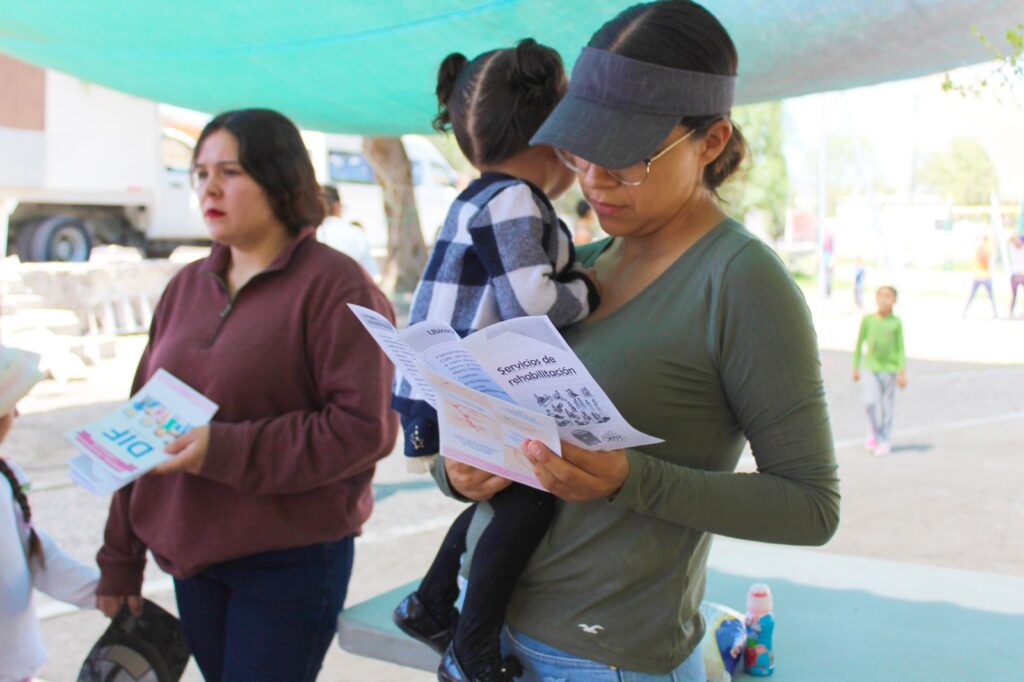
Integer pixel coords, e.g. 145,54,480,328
362,137,427,295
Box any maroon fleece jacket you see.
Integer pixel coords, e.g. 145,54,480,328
97,231,397,595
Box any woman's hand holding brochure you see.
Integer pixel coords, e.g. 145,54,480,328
65,369,218,495
523,439,629,502
152,424,210,475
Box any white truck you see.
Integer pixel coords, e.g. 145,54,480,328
0,55,207,261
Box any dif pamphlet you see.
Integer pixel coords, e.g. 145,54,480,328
349,305,662,490
65,369,218,495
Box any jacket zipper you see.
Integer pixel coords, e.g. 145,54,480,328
204,273,234,348
203,266,282,348
199,235,309,347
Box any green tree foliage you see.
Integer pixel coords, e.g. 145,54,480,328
917,137,999,205
820,134,893,216
720,101,789,239
943,23,1023,105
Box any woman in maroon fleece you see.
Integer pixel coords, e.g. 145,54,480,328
95,109,398,681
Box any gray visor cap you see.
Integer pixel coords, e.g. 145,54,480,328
531,47,736,169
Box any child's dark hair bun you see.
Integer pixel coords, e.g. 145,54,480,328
434,39,566,166
509,38,565,103
434,52,469,133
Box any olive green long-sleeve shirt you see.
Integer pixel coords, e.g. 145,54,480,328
436,219,839,673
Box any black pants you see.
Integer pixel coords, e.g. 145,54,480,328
417,483,555,673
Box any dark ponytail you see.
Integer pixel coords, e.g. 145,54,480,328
432,39,567,167
0,458,44,567
433,52,469,134
590,0,748,191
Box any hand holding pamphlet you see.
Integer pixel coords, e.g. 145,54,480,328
349,305,661,490
65,369,218,495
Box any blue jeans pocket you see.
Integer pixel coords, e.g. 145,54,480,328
502,627,706,682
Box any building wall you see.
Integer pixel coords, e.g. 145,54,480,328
0,54,44,131
0,55,46,186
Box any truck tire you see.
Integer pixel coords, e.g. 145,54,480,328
14,220,41,262
19,215,92,262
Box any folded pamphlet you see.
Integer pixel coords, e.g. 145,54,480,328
349,305,661,490
65,369,218,495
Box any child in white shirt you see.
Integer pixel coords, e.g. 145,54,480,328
1,406,99,682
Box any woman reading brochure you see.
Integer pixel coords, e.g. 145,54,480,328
436,2,840,680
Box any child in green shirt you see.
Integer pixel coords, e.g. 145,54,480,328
853,286,907,455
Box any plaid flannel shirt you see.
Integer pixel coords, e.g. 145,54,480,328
392,172,599,456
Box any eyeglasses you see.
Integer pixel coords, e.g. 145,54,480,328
555,128,696,186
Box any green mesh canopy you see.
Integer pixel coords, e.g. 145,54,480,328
0,0,1019,134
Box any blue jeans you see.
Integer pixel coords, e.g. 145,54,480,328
862,370,898,444
173,537,354,682
502,626,706,682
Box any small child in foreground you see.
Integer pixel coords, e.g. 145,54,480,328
0,348,99,682
852,286,907,455
391,39,599,682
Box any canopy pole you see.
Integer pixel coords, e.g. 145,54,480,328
816,95,828,302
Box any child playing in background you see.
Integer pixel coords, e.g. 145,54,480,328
853,286,907,455
0,347,99,682
1008,234,1024,318
390,39,599,682
963,234,998,318
853,257,866,309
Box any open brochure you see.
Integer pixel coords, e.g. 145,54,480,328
349,305,662,490
65,369,218,496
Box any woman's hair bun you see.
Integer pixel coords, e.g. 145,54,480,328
705,120,748,192
434,52,469,133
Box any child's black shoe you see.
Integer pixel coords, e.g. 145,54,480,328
391,591,456,655
474,654,524,682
